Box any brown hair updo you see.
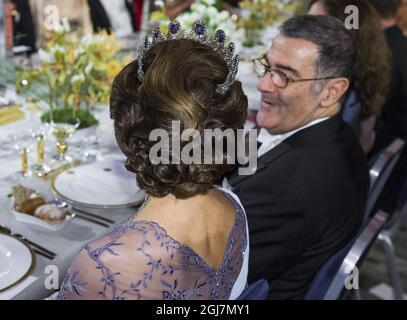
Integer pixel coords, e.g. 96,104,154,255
110,39,248,199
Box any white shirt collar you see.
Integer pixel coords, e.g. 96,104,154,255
257,117,330,157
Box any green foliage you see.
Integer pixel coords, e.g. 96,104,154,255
15,21,130,128
41,107,98,129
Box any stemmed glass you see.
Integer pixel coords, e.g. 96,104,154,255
51,120,80,162
12,130,35,178
81,134,103,163
31,123,52,176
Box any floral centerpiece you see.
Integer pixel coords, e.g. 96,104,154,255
151,0,243,48
238,0,300,47
16,19,130,129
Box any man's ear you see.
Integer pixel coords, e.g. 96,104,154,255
320,78,350,108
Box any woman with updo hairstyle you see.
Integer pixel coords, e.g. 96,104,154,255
309,0,391,153
398,0,407,36
111,39,247,199
59,24,250,300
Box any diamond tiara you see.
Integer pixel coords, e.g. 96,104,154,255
137,20,239,95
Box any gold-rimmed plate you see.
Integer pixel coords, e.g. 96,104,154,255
0,233,35,293
51,154,145,209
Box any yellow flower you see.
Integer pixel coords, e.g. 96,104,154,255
16,28,132,110
123,54,133,67
106,60,122,79
151,10,168,22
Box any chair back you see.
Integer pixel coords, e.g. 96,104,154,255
365,139,405,219
236,279,270,300
305,210,388,300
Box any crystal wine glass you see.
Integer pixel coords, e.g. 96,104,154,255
51,120,80,162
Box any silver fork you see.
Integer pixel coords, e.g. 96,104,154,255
56,201,111,227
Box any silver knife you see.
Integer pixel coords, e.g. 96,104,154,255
72,212,110,227
71,207,115,224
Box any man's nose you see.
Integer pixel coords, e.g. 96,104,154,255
257,72,277,93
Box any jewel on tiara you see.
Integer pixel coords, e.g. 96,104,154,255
137,20,239,95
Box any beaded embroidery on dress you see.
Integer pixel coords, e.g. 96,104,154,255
58,188,248,300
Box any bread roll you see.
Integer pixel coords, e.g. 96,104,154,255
19,197,46,215
34,204,67,222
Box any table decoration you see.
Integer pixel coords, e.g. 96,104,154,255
16,18,131,130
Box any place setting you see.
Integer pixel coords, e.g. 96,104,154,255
3,153,144,232
0,230,35,296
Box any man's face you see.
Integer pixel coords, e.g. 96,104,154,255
256,35,325,134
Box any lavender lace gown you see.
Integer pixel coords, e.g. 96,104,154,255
58,188,249,300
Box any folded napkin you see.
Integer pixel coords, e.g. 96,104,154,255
0,275,37,300
0,105,25,126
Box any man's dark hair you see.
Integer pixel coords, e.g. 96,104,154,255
280,15,355,81
368,0,400,19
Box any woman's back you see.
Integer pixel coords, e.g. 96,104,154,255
135,188,238,269
58,188,249,300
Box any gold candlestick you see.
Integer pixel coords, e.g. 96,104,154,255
37,136,45,165
20,148,28,175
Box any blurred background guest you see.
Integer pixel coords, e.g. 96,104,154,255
11,0,36,54
368,0,407,216
88,0,136,37
222,0,241,14
369,0,407,147
309,0,391,154
165,0,196,19
11,0,142,54
28,0,93,47
397,0,407,36
86,0,112,33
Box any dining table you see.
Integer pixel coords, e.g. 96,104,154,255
0,96,145,299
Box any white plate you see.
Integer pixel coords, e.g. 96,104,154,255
52,154,145,208
0,233,34,292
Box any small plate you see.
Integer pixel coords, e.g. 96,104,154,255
0,233,34,292
10,199,73,232
51,154,145,209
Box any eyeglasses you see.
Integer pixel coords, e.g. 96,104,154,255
252,56,340,89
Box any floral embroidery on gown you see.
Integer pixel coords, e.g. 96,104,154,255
58,190,248,300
